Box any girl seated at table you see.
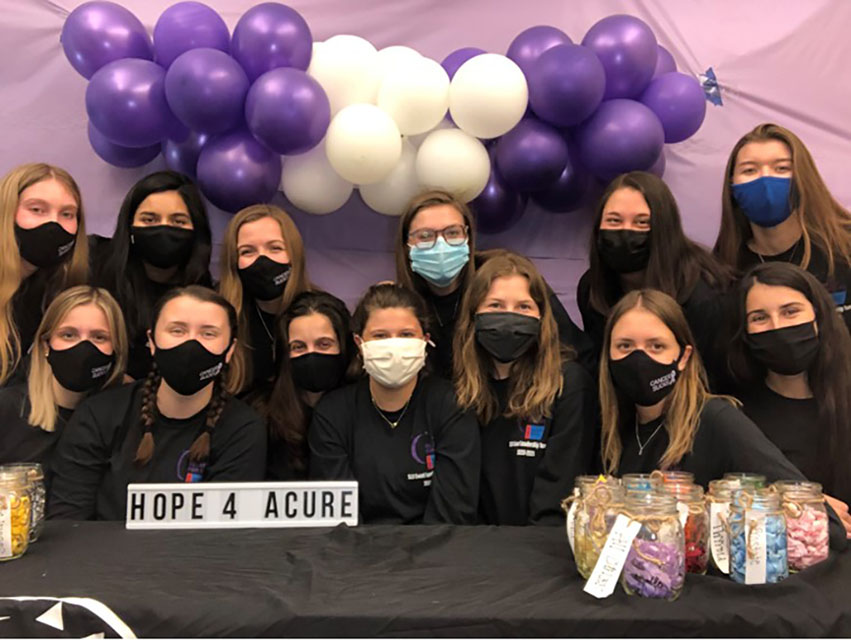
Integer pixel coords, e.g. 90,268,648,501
309,283,480,524
48,286,267,520
453,251,596,525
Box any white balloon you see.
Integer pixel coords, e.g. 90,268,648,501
308,34,381,114
375,45,422,80
360,139,421,216
378,57,450,136
306,41,324,76
281,141,353,215
405,118,454,148
415,128,490,202
325,104,402,185
449,53,528,139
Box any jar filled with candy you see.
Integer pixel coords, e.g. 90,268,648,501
729,488,788,584
706,479,737,575
574,476,625,579
655,470,695,486
562,475,599,556
2,463,45,542
0,470,32,561
621,492,685,600
622,473,662,495
664,482,709,574
774,481,829,572
723,472,766,490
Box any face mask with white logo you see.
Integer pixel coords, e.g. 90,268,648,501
153,339,228,396
608,348,682,407
360,337,427,389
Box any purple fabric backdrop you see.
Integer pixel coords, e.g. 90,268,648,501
2,0,849,319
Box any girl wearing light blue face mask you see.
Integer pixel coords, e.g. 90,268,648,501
714,123,851,332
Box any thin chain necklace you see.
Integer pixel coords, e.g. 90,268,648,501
431,296,460,328
635,416,665,456
371,394,411,429
754,239,801,265
255,302,276,358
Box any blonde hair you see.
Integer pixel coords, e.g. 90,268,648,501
599,289,736,474
27,286,127,431
453,250,568,424
218,204,310,393
0,163,89,385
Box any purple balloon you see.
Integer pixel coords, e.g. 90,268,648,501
640,71,707,143
653,45,676,78
86,59,174,148
245,68,330,155
165,48,249,134
441,47,486,79
532,141,587,212
88,122,160,168
61,2,153,79
575,99,664,182
496,118,569,192
528,44,606,127
581,15,658,99
153,2,230,68
471,159,527,234
196,128,282,213
163,131,209,178
231,3,313,81
647,150,666,177
506,25,572,78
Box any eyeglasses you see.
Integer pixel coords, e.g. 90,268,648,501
407,225,468,249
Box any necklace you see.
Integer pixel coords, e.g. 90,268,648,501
431,296,460,328
635,416,665,456
754,239,801,266
255,303,276,358
371,394,411,429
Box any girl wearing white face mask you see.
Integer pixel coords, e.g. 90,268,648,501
308,283,480,524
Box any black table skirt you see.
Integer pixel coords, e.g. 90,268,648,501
0,522,849,637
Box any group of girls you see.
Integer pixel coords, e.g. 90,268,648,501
0,122,849,544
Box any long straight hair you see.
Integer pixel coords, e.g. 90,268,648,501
588,171,731,315
218,204,311,394
0,163,89,385
728,262,851,494
713,123,851,276
454,250,568,424
27,286,128,431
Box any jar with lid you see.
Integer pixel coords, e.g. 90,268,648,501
729,488,788,584
2,463,45,542
773,480,829,572
0,470,32,561
573,476,625,579
706,479,737,574
663,482,709,574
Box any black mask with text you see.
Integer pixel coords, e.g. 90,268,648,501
744,321,819,375
238,255,291,302
609,348,681,407
475,312,541,363
597,229,651,274
154,339,228,396
48,341,114,393
15,222,76,268
131,225,195,269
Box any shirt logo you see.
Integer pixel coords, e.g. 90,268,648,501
524,424,545,441
177,450,207,482
832,288,847,306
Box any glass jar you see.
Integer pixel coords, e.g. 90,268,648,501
664,482,709,574
621,492,685,600
0,470,32,561
729,488,788,584
654,470,695,486
622,473,662,495
723,472,767,490
706,479,737,575
1,463,45,542
574,477,625,579
562,475,599,557
774,481,829,572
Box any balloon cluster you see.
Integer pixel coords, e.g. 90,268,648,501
62,3,707,225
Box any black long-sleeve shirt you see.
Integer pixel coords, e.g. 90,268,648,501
308,375,480,525
479,361,596,525
48,381,267,520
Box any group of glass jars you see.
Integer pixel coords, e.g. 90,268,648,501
0,463,46,561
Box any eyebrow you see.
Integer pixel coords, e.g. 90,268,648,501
736,157,792,167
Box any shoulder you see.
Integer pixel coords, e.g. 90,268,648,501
75,381,140,421
0,383,28,406
417,374,462,412
577,270,591,298
314,379,364,418
559,360,594,395
697,396,752,435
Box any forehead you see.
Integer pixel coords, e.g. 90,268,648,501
136,190,189,213
19,178,78,208
485,273,532,299
364,306,421,330
602,187,649,213
736,139,792,165
410,204,464,229
746,282,811,310
58,303,109,329
289,312,335,338
158,296,229,327
611,307,676,342
238,216,284,244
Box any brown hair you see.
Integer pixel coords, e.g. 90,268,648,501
714,123,851,276
454,250,568,424
352,283,432,338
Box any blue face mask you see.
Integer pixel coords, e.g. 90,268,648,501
731,176,793,228
409,238,470,288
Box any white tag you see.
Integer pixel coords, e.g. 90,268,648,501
710,501,730,574
566,493,578,554
583,514,642,599
0,498,11,558
676,501,689,528
744,510,767,584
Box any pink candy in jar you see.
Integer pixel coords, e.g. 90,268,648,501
776,480,830,572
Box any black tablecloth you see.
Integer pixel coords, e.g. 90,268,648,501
1,522,849,637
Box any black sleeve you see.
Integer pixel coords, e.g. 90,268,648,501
205,403,268,482
548,289,597,375
575,271,604,363
307,393,355,481
423,384,481,525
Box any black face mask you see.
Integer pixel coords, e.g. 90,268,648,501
597,230,651,274
238,256,291,302
475,312,541,364
744,322,819,375
153,339,228,396
48,340,115,393
609,348,681,407
131,225,195,269
290,352,347,393
15,222,76,268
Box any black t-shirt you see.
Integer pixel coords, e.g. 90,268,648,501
479,361,596,526
308,375,481,525
4,273,51,388
244,301,279,392
48,380,267,520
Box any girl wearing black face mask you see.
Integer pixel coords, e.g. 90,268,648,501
729,263,851,523
578,171,731,381
454,251,596,526
0,163,89,388
218,205,311,396
0,286,127,485
91,171,213,381
48,286,266,521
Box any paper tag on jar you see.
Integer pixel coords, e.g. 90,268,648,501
583,514,642,599
676,501,689,528
0,497,12,559
744,510,767,585
709,501,730,574
566,491,579,554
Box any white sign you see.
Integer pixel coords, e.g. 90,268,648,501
583,514,642,599
744,510,767,585
125,481,358,529
709,501,730,574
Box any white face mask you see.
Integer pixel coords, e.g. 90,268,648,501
360,337,427,389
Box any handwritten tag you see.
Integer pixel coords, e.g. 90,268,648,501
583,514,641,599
676,501,689,528
744,510,767,585
710,501,730,574
0,499,11,559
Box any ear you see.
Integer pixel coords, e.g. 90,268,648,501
225,339,237,364
813,320,819,336
353,334,363,348
147,329,155,357
424,332,434,347
677,345,693,372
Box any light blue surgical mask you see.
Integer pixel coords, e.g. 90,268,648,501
409,238,470,288
731,176,792,228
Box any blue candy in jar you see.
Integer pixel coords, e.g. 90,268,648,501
729,488,788,584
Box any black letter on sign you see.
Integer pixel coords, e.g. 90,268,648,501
130,492,145,521
171,493,185,519
284,491,297,518
153,493,167,520
265,492,279,518
222,492,236,519
341,490,354,519
191,493,204,519
322,491,334,518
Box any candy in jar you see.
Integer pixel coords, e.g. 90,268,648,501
0,470,32,561
562,475,599,556
723,472,766,490
663,482,709,575
574,476,624,579
2,463,45,542
706,479,737,575
775,481,829,572
653,470,695,486
729,488,788,584
622,473,662,495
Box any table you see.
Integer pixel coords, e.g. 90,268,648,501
1,522,849,637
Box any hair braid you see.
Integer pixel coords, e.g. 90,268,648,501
188,364,230,463
135,365,161,466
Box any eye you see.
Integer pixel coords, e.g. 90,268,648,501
782,307,800,317
238,248,255,257
61,210,76,220
317,338,336,350
289,342,306,353
400,330,417,338
749,312,767,323
202,330,219,339
518,303,532,311
169,327,186,336
58,330,75,340
649,342,665,352
487,302,501,309
635,218,650,228
776,164,792,172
